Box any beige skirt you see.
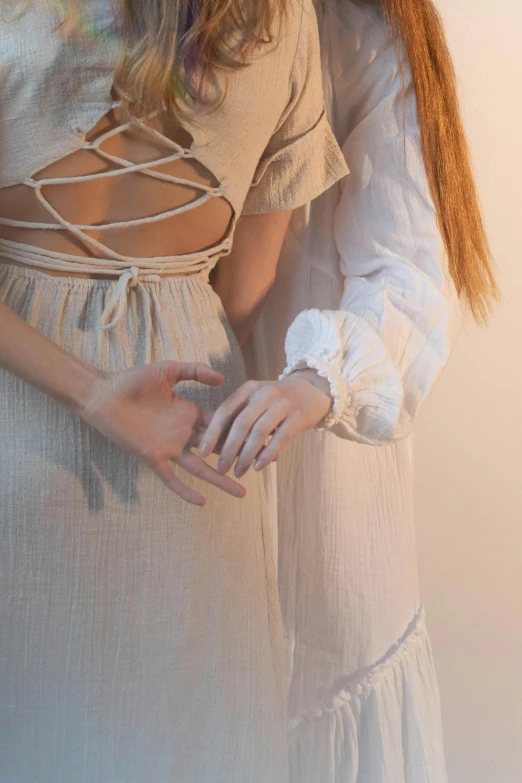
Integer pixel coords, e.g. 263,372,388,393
0,262,288,783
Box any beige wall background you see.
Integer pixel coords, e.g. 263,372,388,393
414,1,522,782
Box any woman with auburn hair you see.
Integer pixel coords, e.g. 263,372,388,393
212,0,498,780
0,0,348,780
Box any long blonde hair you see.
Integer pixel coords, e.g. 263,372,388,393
19,0,285,117
365,0,499,322
114,0,286,117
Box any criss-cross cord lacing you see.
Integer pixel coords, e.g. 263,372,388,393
0,104,234,329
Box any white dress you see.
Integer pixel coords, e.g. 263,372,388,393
253,1,459,781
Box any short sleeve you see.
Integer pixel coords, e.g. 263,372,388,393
242,1,348,214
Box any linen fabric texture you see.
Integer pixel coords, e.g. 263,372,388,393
0,0,347,781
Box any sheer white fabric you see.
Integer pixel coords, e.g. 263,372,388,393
253,1,455,779
279,1,460,444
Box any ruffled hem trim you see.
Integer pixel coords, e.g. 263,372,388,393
287,607,448,783
289,608,427,730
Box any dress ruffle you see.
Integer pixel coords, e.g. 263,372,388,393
288,609,448,783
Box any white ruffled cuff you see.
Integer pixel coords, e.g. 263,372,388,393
280,309,405,444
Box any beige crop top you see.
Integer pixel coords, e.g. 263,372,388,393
0,0,348,328
0,0,347,217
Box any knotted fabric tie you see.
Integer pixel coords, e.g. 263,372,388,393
101,266,154,330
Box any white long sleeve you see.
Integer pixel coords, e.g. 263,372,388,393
282,2,459,445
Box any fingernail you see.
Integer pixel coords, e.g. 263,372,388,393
218,458,228,473
254,459,263,471
199,442,211,458
235,464,247,478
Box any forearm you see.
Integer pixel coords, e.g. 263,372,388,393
0,300,101,413
213,210,292,345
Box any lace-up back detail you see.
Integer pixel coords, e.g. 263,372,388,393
0,103,235,328
0,0,348,327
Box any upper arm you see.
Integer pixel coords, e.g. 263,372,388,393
334,16,458,389
334,18,451,306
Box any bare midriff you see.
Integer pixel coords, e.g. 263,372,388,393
0,107,234,279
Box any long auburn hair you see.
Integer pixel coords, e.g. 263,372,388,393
365,0,499,322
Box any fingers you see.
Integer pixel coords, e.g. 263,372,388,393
216,395,274,474
198,382,257,458
176,451,246,499
253,415,303,471
187,407,224,453
153,461,206,506
233,401,289,477
162,361,225,388
187,427,226,455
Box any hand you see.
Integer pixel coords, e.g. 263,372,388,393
80,360,246,506
198,369,333,477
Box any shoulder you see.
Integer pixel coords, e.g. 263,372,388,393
321,0,412,136
327,0,394,68
278,0,320,65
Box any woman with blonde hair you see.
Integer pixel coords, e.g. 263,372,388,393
0,0,348,779
210,0,498,780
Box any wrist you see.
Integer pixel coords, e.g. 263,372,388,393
287,367,334,406
57,358,107,418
